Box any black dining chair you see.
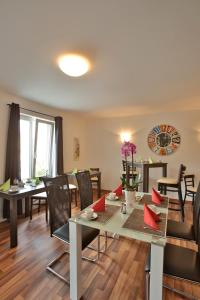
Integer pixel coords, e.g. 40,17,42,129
145,217,200,300
167,182,200,242
157,164,186,222
184,174,197,205
90,167,100,191
42,174,100,283
76,170,108,251
121,160,138,183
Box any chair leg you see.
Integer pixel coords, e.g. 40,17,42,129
47,238,101,284
178,186,184,222
184,191,187,205
46,250,70,284
192,193,195,205
83,235,101,262
45,200,48,223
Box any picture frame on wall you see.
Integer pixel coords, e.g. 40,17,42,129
73,137,80,161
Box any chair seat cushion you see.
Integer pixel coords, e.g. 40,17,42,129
145,243,200,283
91,176,98,181
69,184,77,190
157,177,178,185
187,186,197,193
31,192,47,198
53,223,100,250
167,220,194,241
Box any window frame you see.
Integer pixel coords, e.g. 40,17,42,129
20,114,33,179
20,113,55,179
33,119,54,177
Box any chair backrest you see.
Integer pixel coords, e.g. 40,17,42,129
90,168,99,172
193,182,200,242
178,164,186,183
122,160,127,172
42,175,71,234
184,174,195,189
76,171,93,210
122,160,135,172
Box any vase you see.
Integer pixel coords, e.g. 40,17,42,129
125,190,136,208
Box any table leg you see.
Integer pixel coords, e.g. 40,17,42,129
10,199,17,248
150,243,164,300
143,165,148,193
98,173,101,198
162,165,167,177
25,196,31,217
70,221,82,300
146,166,149,193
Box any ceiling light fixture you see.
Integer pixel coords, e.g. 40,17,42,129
58,54,90,77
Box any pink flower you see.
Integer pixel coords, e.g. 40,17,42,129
129,142,136,154
121,142,137,157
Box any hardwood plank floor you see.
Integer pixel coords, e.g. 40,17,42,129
0,198,200,300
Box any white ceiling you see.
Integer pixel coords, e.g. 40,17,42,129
0,0,200,117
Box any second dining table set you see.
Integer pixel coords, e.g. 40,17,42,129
1,165,197,300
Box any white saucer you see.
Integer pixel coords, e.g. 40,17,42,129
8,189,19,193
81,212,98,220
148,204,160,215
106,196,119,201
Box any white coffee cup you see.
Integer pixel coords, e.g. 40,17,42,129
85,208,94,219
10,185,18,192
108,192,116,200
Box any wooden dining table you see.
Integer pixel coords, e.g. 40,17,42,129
69,192,169,300
0,184,46,248
128,161,168,192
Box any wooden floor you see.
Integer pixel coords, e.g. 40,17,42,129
0,198,200,300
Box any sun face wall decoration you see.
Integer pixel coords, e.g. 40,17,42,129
148,124,181,155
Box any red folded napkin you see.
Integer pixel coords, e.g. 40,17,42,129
144,204,160,230
152,188,164,205
113,184,123,196
92,195,105,212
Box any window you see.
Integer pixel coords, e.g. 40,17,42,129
20,114,55,180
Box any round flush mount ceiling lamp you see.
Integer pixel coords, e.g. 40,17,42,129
58,54,90,77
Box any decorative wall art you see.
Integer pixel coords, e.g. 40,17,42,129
73,137,80,161
147,124,181,155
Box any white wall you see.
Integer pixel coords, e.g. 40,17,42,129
0,89,87,221
1,88,199,220
84,110,200,192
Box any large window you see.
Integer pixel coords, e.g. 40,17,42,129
20,114,55,180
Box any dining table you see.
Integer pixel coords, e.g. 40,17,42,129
0,183,46,248
130,161,168,192
69,192,169,300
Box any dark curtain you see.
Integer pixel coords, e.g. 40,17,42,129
3,103,22,218
55,116,64,175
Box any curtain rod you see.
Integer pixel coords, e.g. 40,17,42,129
7,103,55,118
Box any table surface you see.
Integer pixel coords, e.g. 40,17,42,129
0,183,45,200
70,192,168,246
66,170,101,176
128,161,168,166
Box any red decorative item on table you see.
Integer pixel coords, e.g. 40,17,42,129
144,204,160,230
113,184,123,197
152,188,164,205
92,195,105,212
